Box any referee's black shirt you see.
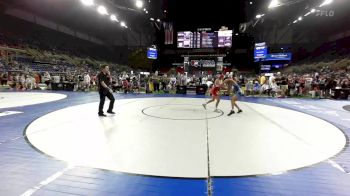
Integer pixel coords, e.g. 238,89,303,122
97,72,110,93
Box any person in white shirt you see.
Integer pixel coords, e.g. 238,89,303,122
260,80,270,96
43,72,51,88
84,73,91,91
181,74,187,86
202,76,208,86
206,80,213,88
52,74,60,90
20,74,25,85
25,75,35,90
269,74,275,86
170,75,177,90
270,80,283,97
53,75,60,84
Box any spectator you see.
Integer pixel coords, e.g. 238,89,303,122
43,71,51,88
83,73,91,92
160,74,168,91
169,75,177,90
1,72,7,86
52,74,60,91
152,72,160,92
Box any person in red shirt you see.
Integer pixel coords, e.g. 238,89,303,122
202,74,224,112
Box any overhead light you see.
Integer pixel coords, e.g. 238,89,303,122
121,21,126,27
136,0,143,9
81,0,94,6
97,5,108,15
320,0,333,7
293,20,298,23
235,33,239,36
268,0,281,9
156,19,160,22
110,14,119,22
143,8,146,11
311,8,316,13
150,18,154,21
125,26,128,28
145,10,149,14
298,16,303,21
164,10,167,13
256,14,265,19
304,12,311,16
250,2,253,5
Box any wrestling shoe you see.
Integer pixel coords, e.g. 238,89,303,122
227,110,235,116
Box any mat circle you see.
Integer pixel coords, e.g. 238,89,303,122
142,104,224,120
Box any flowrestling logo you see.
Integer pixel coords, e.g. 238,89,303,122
315,9,335,17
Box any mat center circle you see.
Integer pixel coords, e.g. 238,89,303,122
142,104,224,120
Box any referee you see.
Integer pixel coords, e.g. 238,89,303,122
97,65,115,117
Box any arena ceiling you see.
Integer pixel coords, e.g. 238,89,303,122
0,0,163,44
0,0,348,46
250,0,350,45
164,0,247,31
164,0,350,44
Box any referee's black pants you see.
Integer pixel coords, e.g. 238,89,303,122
98,91,115,114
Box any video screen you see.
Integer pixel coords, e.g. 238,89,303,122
254,42,267,59
177,31,193,48
218,30,232,48
260,64,271,71
147,48,157,59
177,30,233,48
194,32,201,48
201,32,216,48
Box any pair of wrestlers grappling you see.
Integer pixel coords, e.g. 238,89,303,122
202,74,242,116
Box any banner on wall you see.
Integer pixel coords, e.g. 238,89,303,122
254,53,292,62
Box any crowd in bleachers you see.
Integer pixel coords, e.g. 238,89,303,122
1,61,349,100
1,30,349,99
0,28,135,92
1,52,349,99
243,68,350,99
